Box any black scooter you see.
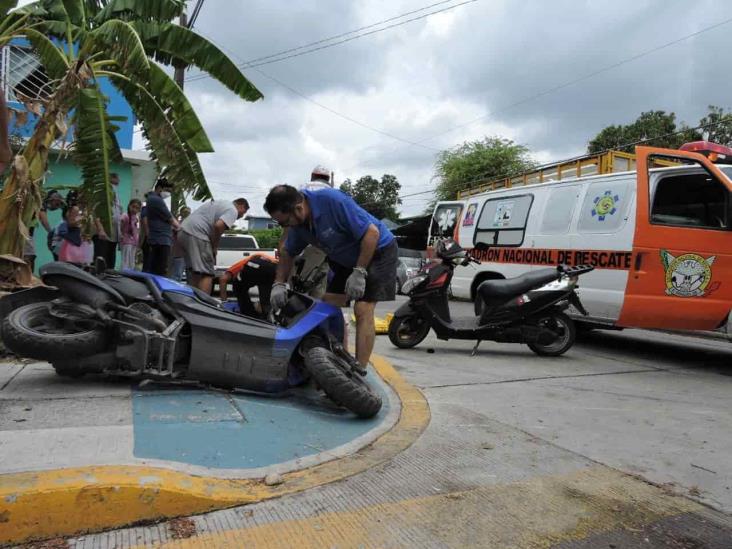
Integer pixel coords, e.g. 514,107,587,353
388,239,593,356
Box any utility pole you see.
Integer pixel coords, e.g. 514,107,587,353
173,10,188,89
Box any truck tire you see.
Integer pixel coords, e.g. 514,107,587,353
304,346,382,418
2,302,108,361
527,311,576,357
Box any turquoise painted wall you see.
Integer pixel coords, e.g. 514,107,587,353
32,156,133,272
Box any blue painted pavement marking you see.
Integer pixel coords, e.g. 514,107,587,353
132,367,390,469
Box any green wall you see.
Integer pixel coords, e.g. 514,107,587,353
32,156,134,273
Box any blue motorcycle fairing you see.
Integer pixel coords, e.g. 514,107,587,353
274,300,345,355
121,269,195,297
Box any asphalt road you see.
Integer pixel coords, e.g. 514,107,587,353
69,295,732,547
375,295,732,513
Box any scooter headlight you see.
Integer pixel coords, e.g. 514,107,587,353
401,275,428,294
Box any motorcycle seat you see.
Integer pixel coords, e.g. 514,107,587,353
102,275,154,304
478,268,559,306
192,286,223,307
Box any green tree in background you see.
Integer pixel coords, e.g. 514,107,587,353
587,110,702,154
434,137,535,201
340,174,401,221
0,0,263,259
698,105,732,146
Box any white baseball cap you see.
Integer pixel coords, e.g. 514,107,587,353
311,165,330,178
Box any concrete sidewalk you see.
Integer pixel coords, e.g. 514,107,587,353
0,355,426,545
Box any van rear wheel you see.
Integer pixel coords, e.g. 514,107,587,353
527,311,576,357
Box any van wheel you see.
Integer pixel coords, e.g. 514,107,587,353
527,311,576,357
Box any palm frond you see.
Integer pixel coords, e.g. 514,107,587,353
108,72,211,200
148,62,212,152
73,84,123,235
86,18,149,75
94,0,185,24
132,21,263,102
0,1,18,18
22,27,69,79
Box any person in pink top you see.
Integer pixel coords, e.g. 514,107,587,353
119,199,142,270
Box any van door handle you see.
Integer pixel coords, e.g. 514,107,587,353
634,252,644,271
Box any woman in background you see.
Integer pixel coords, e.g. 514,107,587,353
119,198,142,270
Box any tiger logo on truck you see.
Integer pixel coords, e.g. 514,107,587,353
660,250,717,298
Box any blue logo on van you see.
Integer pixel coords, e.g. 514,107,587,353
591,191,619,221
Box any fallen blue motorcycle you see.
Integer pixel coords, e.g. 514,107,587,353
0,261,381,418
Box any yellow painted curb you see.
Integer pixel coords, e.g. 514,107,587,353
0,354,430,546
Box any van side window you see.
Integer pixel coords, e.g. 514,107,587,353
578,180,630,234
431,204,462,240
474,194,533,247
540,186,578,234
651,172,728,230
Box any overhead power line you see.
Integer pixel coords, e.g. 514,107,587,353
417,16,732,147
185,0,479,83
187,0,205,28
253,68,441,151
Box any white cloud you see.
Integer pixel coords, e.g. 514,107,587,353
132,0,732,216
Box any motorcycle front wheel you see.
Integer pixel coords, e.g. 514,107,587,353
387,314,430,349
527,311,576,357
2,302,108,361
304,346,382,418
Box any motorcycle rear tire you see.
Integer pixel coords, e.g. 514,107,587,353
2,302,108,361
388,314,430,349
304,346,382,418
527,311,576,357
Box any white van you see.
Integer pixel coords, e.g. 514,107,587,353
428,144,732,336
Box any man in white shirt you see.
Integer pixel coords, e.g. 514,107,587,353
294,165,333,297
302,165,333,191
179,198,249,292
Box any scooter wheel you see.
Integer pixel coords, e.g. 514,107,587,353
2,302,107,361
527,311,576,357
388,315,430,349
304,346,382,418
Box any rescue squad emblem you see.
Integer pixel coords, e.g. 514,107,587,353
591,190,619,221
660,250,717,297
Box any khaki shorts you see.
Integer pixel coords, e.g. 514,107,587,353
178,231,215,276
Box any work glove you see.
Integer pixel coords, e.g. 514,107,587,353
270,282,289,311
345,267,368,301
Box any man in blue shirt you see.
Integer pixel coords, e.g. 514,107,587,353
264,184,397,369
144,178,179,276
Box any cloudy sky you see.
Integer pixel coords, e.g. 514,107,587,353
25,0,732,216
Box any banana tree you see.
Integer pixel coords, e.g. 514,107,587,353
0,0,262,259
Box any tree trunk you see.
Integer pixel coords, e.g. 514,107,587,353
0,73,79,259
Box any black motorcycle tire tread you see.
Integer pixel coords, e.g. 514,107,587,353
387,315,429,349
304,346,382,418
527,311,576,357
2,302,107,361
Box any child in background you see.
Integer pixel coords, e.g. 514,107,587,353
56,205,92,266
119,198,142,270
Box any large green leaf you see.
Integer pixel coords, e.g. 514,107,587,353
94,0,184,24
86,19,149,75
147,63,212,152
73,85,123,235
0,1,18,18
22,27,69,80
108,72,211,200
132,21,263,102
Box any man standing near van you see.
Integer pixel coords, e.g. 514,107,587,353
264,185,397,369
179,198,249,293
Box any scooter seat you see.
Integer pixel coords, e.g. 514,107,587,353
478,268,559,307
